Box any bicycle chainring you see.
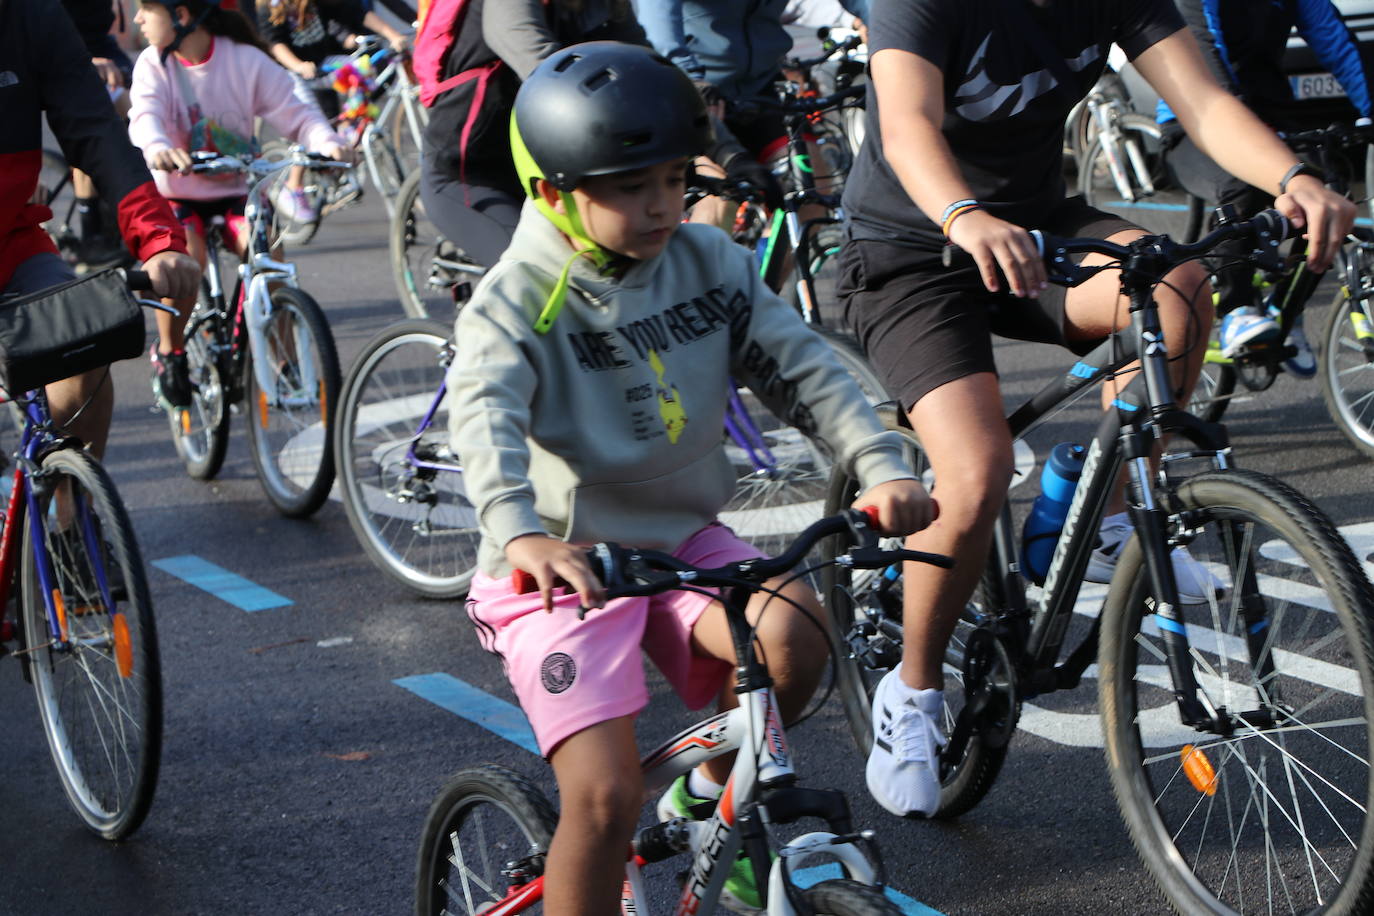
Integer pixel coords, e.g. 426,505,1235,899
959,627,1019,751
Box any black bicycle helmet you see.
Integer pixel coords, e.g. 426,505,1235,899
511,41,714,196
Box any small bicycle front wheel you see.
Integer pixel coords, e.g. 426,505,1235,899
244,285,342,518
415,765,558,916
1189,353,1236,424
169,296,231,480
334,318,479,597
1098,468,1374,914
820,414,1014,819
1078,115,1173,235
362,128,405,214
20,447,161,840
1321,281,1374,458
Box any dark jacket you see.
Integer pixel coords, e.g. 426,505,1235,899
0,0,185,289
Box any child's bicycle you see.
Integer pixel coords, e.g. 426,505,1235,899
160,149,344,518
0,270,165,839
414,508,951,916
824,211,1374,914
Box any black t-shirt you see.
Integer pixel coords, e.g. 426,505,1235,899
843,0,1183,252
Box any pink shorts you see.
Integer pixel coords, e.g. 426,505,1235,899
465,523,765,757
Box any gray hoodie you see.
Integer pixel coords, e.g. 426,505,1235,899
448,202,915,577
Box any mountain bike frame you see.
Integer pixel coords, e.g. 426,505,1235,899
938,215,1293,768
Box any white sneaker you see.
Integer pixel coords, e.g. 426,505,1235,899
275,185,318,224
1085,513,1224,604
867,668,945,818
1283,315,1317,378
1218,305,1281,358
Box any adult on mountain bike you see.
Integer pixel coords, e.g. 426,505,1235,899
1158,0,1373,374
3,0,199,457
835,0,1357,820
448,42,931,914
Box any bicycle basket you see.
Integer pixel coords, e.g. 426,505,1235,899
0,268,144,395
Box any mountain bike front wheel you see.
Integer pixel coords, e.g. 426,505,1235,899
1098,469,1374,915
21,447,161,840
334,319,479,598
244,285,342,518
415,765,558,916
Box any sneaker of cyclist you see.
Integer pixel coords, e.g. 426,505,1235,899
838,0,1356,820
4,0,200,460
129,0,351,409
1158,0,1372,373
449,42,933,915
260,0,408,220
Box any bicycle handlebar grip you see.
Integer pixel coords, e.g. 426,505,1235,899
124,269,153,291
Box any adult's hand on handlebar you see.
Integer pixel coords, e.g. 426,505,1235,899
854,479,938,537
142,250,202,301
946,210,1047,298
1275,176,1356,272
150,148,193,174
506,534,606,614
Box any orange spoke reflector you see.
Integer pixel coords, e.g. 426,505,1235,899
258,390,269,429
1181,744,1218,796
51,589,69,642
180,409,192,434
319,379,327,423
113,612,133,678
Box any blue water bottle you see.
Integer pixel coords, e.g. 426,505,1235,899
1021,442,1086,584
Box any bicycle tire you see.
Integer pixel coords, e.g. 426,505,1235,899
169,292,232,480
1320,282,1374,458
802,879,902,916
1098,468,1374,915
21,447,162,840
244,285,342,518
820,417,1014,819
1189,357,1236,424
724,328,888,561
335,318,479,597
390,170,473,328
415,765,558,916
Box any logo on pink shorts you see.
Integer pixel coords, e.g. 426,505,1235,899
541,652,577,694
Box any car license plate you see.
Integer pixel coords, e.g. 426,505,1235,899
1291,72,1347,100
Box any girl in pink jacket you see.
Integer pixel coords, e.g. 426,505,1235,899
128,0,349,409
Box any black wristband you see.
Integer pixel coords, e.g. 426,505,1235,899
1279,162,1324,195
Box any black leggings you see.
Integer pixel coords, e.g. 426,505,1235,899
1163,124,1274,315
419,153,522,268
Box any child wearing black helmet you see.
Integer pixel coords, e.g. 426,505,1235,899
447,41,933,914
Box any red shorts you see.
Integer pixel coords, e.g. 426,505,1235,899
465,523,765,757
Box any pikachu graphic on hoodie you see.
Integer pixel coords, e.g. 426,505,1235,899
648,349,688,444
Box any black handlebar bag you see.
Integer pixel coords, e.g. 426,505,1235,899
0,269,145,396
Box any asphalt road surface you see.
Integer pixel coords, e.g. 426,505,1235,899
3,186,1373,916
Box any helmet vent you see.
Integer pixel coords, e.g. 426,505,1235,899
553,54,581,73
584,70,615,91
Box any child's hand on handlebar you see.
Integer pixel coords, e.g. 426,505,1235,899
506,534,607,613
318,141,357,165
946,209,1047,298
853,479,938,537
150,148,193,174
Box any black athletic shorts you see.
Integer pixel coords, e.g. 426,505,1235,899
838,196,1138,410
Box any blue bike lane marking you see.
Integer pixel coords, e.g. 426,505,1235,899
396,672,945,916
151,555,294,611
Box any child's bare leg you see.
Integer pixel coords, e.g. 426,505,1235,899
158,225,206,352
544,715,642,916
690,577,830,784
